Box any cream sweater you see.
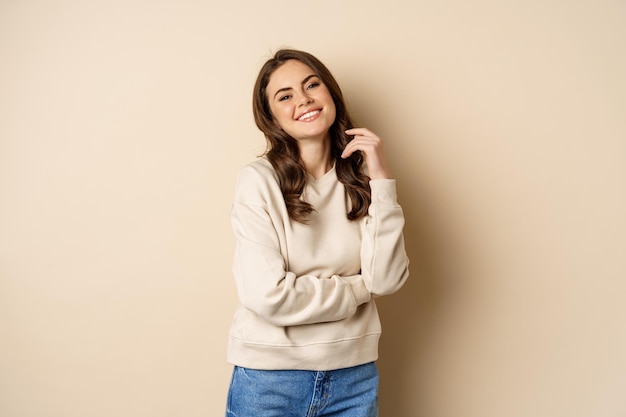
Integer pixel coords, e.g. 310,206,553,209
227,157,409,370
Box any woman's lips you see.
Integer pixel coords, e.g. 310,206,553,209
297,109,321,121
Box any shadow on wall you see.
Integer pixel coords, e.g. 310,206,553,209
344,78,456,416
376,170,452,417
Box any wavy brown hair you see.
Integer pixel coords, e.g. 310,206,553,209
252,49,371,223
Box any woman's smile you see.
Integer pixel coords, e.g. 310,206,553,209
296,109,322,121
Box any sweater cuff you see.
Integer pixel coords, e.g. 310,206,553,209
369,179,398,204
340,274,371,306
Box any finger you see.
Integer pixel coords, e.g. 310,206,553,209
345,127,375,138
345,136,382,151
341,143,356,158
341,138,380,159
341,140,364,158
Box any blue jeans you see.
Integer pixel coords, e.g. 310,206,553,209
225,362,379,417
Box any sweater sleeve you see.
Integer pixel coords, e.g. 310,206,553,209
360,179,410,296
230,164,371,327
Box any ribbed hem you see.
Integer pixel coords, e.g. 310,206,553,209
227,332,380,371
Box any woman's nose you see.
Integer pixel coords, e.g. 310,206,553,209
298,94,313,107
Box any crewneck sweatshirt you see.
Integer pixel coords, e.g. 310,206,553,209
227,157,409,371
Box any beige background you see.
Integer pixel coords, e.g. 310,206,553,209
1,1,625,416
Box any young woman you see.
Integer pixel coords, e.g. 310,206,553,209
225,49,410,417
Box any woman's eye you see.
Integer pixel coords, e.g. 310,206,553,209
279,94,291,101
306,82,319,90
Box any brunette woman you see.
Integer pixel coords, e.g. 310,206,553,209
225,49,409,417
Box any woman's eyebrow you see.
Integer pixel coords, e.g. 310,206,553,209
272,74,318,99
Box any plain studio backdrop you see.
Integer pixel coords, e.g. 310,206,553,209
1,1,625,416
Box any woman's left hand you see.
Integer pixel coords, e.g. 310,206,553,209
342,128,392,179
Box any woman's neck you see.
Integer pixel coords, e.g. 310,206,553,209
299,138,333,180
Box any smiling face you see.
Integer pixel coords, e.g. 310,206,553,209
266,59,337,144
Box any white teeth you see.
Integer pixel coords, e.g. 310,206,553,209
298,110,320,121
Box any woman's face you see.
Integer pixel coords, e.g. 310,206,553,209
266,60,336,144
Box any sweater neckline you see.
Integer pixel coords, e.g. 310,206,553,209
307,163,336,187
